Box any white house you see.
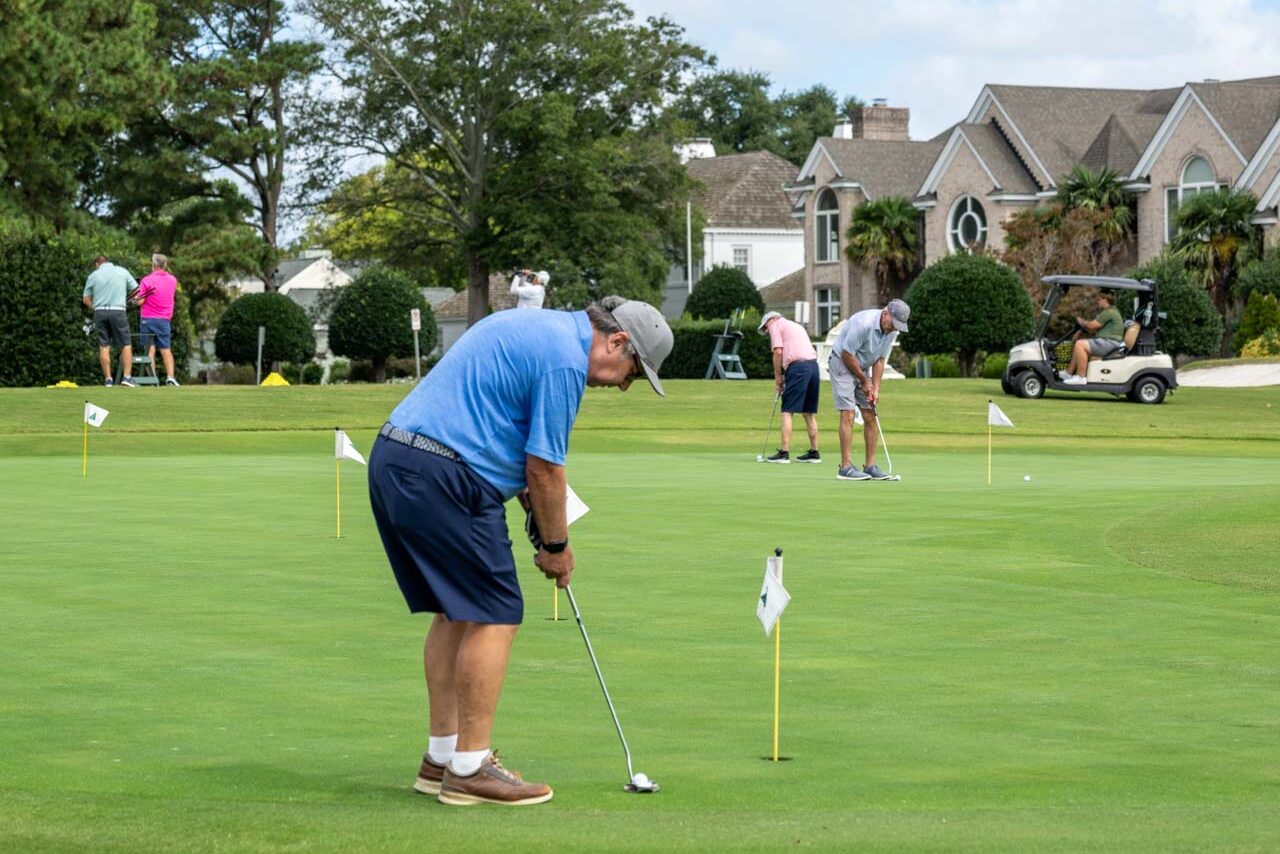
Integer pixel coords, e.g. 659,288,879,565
663,146,804,317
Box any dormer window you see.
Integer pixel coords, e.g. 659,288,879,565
816,189,839,262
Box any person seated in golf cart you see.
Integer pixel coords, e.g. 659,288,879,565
1061,291,1124,384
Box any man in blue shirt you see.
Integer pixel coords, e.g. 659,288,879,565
828,299,910,481
82,255,140,386
368,296,672,807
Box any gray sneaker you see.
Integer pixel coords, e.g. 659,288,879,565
836,465,870,481
863,464,892,480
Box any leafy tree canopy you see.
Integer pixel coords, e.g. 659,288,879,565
844,197,920,303
214,292,315,366
1128,253,1223,359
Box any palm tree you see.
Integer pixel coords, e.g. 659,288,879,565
844,197,920,302
1057,165,1133,242
1171,187,1260,319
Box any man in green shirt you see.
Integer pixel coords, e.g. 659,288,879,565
1062,291,1124,385
82,255,140,387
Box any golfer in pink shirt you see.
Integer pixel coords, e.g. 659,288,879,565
758,311,820,463
134,254,180,386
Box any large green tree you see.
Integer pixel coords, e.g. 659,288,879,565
843,197,920,303
1056,165,1133,242
1129,253,1223,359
0,1,162,229
303,0,705,323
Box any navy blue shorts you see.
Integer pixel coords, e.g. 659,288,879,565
140,317,172,349
781,359,820,414
367,434,523,624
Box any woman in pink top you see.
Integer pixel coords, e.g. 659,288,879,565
134,253,181,386
758,311,821,464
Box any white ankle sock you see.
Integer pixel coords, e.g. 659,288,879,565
450,748,490,776
427,734,457,765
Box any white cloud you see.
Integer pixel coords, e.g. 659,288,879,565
625,0,1280,138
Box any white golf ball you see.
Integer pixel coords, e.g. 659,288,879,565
1024,475,1032,482
756,455,764,462
632,773,650,786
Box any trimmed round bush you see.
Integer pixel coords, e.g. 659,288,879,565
685,266,763,320
215,292,315,366
328,266,435,383
1236,254,1280,304
901,254,1034,376
1129,254,1223,358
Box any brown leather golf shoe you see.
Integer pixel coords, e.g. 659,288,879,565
413,754,447,795
437,752,553,806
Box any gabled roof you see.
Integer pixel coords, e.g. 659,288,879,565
759,268,805,307
1190,81,1280,160
1080,113,1164,176
982,84,1155,186
918,123,1039,198
434,275,517,321
806,137,946,200
687,151,800,230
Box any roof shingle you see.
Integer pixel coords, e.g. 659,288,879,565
688,151,801,230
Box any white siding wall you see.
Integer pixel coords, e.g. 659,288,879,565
703,228,804,289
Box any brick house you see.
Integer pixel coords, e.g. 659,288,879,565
788,79,1280,335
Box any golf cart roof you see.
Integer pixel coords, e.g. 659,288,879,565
1041,275,1153,292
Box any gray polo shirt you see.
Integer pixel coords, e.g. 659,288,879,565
833,308,897,372
83,263,139,311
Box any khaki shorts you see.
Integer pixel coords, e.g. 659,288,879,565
828,352,872,411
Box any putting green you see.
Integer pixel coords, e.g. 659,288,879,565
1,381,1277,852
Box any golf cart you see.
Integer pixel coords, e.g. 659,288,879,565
1001,275,1178,404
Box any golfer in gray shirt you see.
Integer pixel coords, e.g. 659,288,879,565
82,255,140,387
827,299,910,480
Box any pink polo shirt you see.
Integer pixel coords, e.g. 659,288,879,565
136,271,178,320
768,317,818,368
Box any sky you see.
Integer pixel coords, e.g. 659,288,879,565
624,0,1280,139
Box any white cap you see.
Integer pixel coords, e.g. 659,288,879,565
536,270,550,286
757,311,782,336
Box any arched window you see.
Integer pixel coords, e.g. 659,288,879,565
815,189,839,262
947,195,987,253
1166,156,1223,242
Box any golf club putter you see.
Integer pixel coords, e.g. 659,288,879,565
563,586,659,794
756,392,781,462
873,412,901,481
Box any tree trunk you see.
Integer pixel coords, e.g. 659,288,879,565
374,355,386,383
467,253,490,327
958,350,977,377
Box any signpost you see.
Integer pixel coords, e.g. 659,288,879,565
255,325,266,385
410,308,422,380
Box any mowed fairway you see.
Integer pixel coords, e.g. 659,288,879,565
1,380,1278,853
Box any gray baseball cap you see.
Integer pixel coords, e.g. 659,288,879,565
886,299,910,332
757,311,782,336
608,298,673,396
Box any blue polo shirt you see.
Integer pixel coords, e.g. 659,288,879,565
388,309,592,499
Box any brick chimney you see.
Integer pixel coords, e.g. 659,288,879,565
849,99,909,141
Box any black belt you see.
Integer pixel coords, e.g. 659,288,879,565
379,422,462,462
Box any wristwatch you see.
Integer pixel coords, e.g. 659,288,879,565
542,539,569,554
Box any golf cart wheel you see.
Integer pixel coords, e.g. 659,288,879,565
1000,373,1015,395
1016,371,1045,399
1129,377,1166,404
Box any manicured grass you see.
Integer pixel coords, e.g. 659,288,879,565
2,381,1278,852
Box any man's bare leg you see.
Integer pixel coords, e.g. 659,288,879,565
120,344,133,379
159,348,175,380
838,410,855,468
862,407,880,468
424,615,519,751
778,412,793,452
98,346,112,380
802,413,818,451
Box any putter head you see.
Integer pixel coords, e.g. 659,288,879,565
624,772,659,793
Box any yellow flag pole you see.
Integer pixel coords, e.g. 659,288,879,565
553,586,559,621
772,619,781,762
987,423,992,486
82,411,88,478
335,457,342,538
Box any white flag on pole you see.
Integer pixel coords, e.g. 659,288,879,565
84,402,109,427
335,429,366,465
988,401,1015,428
755,556,790,637
565,485,590,526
